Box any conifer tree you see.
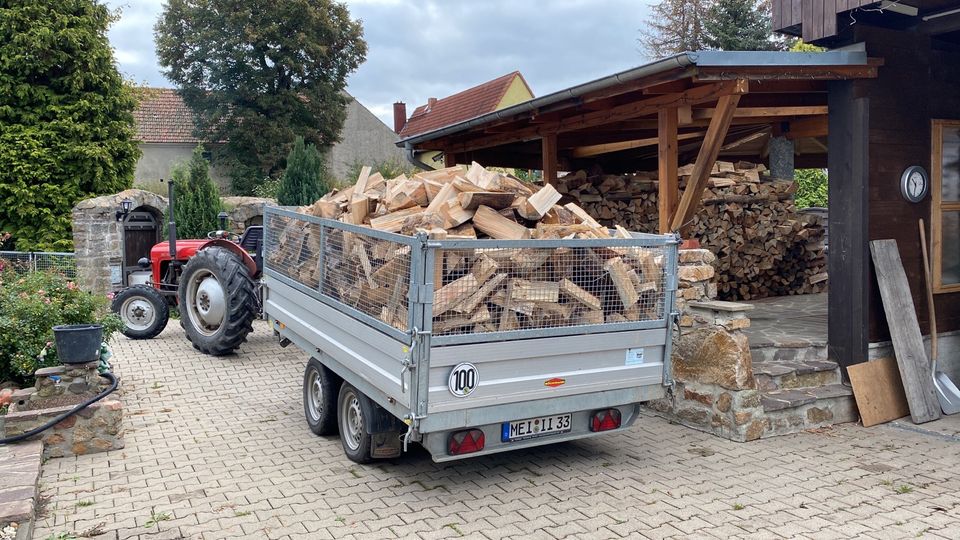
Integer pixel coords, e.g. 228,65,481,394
704,0,780,51
0,0,139,250
640,0,712,58
277,137,330,206
172,145,223,239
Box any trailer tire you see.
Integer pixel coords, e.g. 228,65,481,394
179,246,256,356
112,285,169,339
303,358,339,436
338,383,374,464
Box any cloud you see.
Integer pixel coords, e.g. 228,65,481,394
104,0,655,121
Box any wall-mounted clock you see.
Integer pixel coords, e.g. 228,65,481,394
901,165,929,203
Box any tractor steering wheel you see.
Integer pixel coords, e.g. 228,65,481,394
207,230,241,242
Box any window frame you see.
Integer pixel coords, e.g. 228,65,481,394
932,119,960,293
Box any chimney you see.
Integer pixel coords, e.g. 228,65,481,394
427,97,437,109
393,102,406,134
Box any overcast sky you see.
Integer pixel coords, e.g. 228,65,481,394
105,0,654,125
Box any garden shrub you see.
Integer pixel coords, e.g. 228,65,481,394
0,270,121,385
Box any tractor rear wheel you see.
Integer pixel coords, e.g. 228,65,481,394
112,285,169,339
178,246,256,356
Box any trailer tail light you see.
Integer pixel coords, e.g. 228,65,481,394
448,429,485,455
590,409,622,432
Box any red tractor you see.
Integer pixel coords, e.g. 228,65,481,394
111,181,262,355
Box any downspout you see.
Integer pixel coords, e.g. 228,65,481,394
404,142,433,171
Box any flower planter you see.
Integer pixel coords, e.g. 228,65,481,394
52,324,103,364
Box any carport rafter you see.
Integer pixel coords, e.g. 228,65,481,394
670,92,743,232
439,79,750,155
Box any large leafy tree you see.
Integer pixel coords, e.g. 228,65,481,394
640,0,712,58
0,0,139,251
155,0,367,195
703,0,781,51
277,137,330,206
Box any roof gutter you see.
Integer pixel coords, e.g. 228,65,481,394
398,52,697,147
404,141,433,171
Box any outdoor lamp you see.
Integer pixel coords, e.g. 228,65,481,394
116,198,134,221
218,211,229,230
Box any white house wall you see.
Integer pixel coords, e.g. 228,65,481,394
134,143,231,192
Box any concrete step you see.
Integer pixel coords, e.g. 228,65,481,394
758,384,858,438
752,357,841,391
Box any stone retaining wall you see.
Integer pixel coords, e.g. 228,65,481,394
2,362,124,460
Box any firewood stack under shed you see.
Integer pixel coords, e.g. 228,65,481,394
555,161,827,301
267,163,670,335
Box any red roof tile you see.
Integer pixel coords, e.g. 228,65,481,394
399,72,532,138
133,88,199,144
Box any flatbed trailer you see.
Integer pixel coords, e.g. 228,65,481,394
262,206,679,463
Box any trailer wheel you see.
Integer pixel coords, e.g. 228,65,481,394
338,383,374,464
112,285,169,339
179,246,256,356
304,358,338,436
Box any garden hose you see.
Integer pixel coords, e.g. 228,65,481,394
0,371,118,445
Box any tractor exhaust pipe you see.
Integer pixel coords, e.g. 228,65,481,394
167,179,177,258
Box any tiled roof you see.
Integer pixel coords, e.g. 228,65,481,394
133,88,200,144
399,72,531,138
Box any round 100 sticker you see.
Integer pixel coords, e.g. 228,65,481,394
448,363,478,397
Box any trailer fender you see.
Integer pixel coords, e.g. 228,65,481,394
355,390,407,434
202,239,259,278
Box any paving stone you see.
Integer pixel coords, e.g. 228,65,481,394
24,320,960,539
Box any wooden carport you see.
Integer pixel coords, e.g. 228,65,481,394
399,51,880,233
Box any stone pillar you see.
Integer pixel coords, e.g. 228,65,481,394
768,136,795,180
71,189,167,294
649,248,768,442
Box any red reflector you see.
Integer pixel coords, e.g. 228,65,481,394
590,409,622,432
448,429,485,455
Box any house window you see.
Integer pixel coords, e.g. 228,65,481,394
933,119,960,292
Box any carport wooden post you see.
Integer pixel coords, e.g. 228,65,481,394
658,107,679,233
542,133,558,186
670,83,746,232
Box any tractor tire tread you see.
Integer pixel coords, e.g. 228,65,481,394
179,246,256,356
112,285,170,339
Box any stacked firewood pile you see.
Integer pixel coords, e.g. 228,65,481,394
268,164,667,335
556,161,827,301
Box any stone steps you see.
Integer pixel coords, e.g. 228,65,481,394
752,357,841,392
759,384,859,437
749,355,859,438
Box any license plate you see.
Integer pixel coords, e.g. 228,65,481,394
502,414,572,442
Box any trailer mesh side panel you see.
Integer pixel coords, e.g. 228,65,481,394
264,211,412,332
429,245,669,337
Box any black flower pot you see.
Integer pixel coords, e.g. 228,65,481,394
52,324,103,364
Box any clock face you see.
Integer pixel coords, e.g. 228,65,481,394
901,166,929,203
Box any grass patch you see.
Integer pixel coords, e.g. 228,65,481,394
894,485,913,494
75,500,94,508
234,510,251,517
443,523,464,537
732,503,745,511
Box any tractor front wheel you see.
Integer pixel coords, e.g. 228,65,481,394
178,246,256,356
112,285,169,339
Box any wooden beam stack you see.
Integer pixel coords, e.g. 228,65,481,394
555,161,827,301
267,162,669,335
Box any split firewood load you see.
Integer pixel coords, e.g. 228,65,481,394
555,160,827,302
267,163,668,335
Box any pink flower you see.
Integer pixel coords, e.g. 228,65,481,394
106,292,116,300
66,281,77,291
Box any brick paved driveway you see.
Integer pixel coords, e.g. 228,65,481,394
34,322,960,539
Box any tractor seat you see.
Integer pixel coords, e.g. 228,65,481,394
238,226,263,253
